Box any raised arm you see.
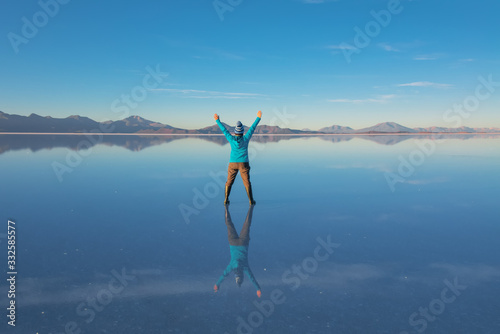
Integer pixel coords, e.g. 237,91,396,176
214,114,233,141
244,267,262,297
244,111,262,140
214,264,232,292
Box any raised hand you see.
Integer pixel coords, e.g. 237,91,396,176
214,114,219,121
257,110,262,118
257,290,262,298
214,284,219,293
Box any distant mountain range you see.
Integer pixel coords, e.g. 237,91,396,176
319,122,500,134
1,111,499,134
318,125,355,133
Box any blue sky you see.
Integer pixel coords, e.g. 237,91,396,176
1,0,499,130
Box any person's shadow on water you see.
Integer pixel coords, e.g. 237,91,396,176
214,205,261,298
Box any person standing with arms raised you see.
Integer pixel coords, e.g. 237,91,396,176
214,111,262,206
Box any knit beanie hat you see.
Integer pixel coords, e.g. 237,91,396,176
234,121,244,134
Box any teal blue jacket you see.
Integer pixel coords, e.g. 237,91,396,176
216,117,261,163
215,245,260,290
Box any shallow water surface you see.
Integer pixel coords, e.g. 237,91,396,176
0,134,499,334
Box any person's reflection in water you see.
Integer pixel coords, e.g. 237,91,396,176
214,205,262,298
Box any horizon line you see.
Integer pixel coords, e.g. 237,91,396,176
2,132,500,136
1,111,499,131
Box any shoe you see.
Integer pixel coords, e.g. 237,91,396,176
224,185,232,205
245,184,256,205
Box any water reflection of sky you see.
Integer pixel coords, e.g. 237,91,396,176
0,135,499,333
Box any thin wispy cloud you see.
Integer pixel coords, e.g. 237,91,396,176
301,0,338,3
414,56,436,60
430,263,500,284
116,69,169,79
327,163,392,173
378,43,400,52
206,47,245,60
405,176,449,185
450,58,476,68
327,94,396,104
376,40,426,53
326,44,357,50
238,81,263,85
413,53,444,61
150,88,265,99
327,43,356,56
397,81,452,88
160,37,245,61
